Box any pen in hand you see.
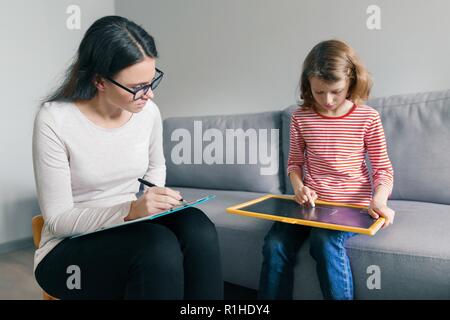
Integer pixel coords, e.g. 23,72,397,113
138,178,187,204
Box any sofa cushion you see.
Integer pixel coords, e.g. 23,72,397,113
345,200,450,299
163,111,284,194
282,89,450,204
367,89,450,204
173,187,450,299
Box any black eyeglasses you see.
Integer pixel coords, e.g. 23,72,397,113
106,68,164,101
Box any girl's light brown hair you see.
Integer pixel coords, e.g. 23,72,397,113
299,39,372,108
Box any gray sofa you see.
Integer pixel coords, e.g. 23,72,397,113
163,89,450,299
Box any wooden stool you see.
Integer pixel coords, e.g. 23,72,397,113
32,215,58,300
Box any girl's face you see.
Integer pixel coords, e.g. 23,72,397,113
309,76,350,114
103,56,157,113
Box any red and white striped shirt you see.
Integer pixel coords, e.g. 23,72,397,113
287,103,394,207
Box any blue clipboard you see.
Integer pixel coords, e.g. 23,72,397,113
70,195,216,239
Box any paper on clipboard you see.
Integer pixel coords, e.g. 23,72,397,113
71,195,216,239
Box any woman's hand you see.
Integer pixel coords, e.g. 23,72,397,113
294,185,318,207
368,200,395,229
125,187,183,221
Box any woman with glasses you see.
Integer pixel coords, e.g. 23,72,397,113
32,15,223,300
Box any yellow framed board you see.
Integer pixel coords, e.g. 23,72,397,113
226,194,385,236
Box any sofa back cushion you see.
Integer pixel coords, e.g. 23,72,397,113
281,105,299,195
282,89,450,205
163,111,284,194
367,89,450,204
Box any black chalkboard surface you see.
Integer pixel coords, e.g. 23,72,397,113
227,194,384,235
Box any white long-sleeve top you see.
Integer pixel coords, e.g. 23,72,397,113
32,100,166,272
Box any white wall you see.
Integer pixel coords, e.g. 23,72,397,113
0,0,115,250
116,0,450,118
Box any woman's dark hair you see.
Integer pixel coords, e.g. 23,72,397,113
43,15,158,104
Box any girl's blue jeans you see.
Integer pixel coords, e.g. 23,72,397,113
258,222,357,300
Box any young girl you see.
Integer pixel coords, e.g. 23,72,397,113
258,39,395,300
33,16,222,299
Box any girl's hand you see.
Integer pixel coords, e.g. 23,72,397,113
125,187,183,221
294,185,318,207
368,200,395,229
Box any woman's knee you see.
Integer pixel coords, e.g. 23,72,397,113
127,223,183,268
179,207,218,243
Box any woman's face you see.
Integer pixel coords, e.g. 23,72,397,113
309,76,350,113
104,56,157,113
